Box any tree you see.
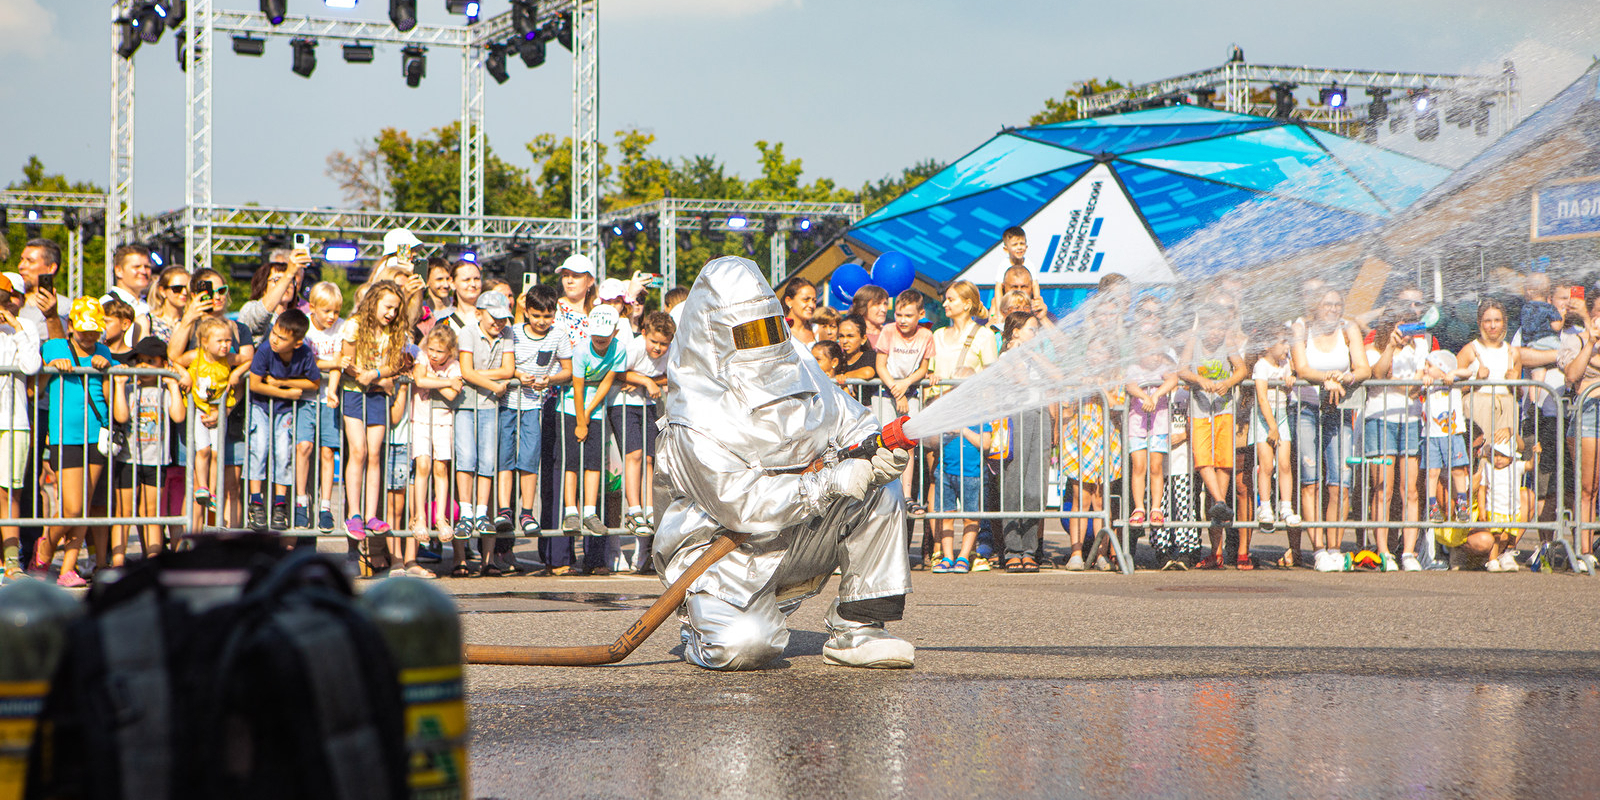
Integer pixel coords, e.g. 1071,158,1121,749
4,156,109,299
332,122,540,216
1028,77,1128,126
325,140,388,210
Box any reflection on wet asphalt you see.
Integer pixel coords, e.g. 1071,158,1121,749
469,674,1600,798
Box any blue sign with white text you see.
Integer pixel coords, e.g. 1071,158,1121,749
1534,177,1600,240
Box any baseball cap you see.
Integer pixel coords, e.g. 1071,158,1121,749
586,305,619,336
382,228,425,256
69,296,105,333
475,291,513,320
1493,440,1516,458
0,273,24,296
558,253,596,278
121,336,168,364
597,278,628,302
1425,350,1457,373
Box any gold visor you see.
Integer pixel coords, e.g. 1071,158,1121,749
731,315,790,350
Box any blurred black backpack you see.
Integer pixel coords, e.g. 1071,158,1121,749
26,539,407,800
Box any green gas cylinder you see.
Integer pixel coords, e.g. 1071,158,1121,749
360,576,468,800
0,580,83,800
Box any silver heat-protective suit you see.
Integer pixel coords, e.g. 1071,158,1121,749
653,256,912,670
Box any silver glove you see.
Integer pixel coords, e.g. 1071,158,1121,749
868,447,911,487
830,459,876,503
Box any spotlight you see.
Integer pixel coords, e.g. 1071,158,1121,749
175,28,189,70
24,209,42,240
485,43,509,84
323,239,359,262
1412,91,1438,141
389,0,416,31
290,38,316,77
136,2,166,43
1270,83,1297,120
116,18,141,59
512,0,539,39
1366,88,1390,123
443,244,477,264
792,217,813,233
342,42,374,63
157,0,186,28
518,35,545,68
446,0,479,18
401,45,426,87
632,219,646,234
1445,94,1475,129
762,215,779,235
1192,86,1217,108
324,0,358,8
260,0,286,25
149,249,165,268
609,223,625,238
726,215,748,230
555,12,572,50
63,208,80,231
1319,84,1346,109
232,35,266,56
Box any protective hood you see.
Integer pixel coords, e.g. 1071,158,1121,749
663,256,875,470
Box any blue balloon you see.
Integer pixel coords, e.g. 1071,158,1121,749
829,262,872,307
871,251,915,296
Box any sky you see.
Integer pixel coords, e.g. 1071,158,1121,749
2,0,1598,216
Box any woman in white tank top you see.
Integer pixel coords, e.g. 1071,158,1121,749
1458,300,1520,444
1290,288,1371,571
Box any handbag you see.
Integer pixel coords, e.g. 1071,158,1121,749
69,342,123,459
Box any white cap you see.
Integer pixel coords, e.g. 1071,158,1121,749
1,273,27,296
382,228,425,256
558,253,596,278
597,278,628,301
586,305,619,336
1425,350,1457,373
1493,440,1516,458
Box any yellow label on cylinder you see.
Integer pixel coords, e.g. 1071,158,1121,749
399,666,468,800
0,681,48,800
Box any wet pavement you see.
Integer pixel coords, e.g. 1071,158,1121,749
447,555,1600,799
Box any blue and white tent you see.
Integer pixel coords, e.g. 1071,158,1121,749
842,105,1452,315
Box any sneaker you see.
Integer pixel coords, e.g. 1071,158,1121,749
1313,550,1336,572
293,504,311,529
345,516,367,541
581,514,608,536
1278,501,1301,528
494,509,514,534
1401,553,1422,572
520,513,541,536
562,512,580,533
452,517,472,540
1485,555,1504,572
366,517,392,535
1161,558,1188,571
1065,553,1085,571
970,557,992,572
1095,555,1113,571
1454,494,1471,523
931,558,954,574
247,501,268,531
1427,499,1444,524
3,558,23,582
1497,550,1520,573
1208,501,1233,528
1256,502,1275,527
56,570,88,589
1380,553,1400,572
270,503,289,531
318,508,335,534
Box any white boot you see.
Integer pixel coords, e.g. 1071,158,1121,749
822,624,915,669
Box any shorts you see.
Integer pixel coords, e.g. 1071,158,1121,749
412,407,454,462
294,400,341,450
1423,435,1469,470
498,405,542,473
606,404,658,456
49,443,107,471
937,469,983,514
1190,414,1235,469
561,412,606,473
1128,433,1169,454
115,462,163,488
0,430,30,489
386,440,411,490
340,390,389,426
1362,418,1422,458
453,407,500,477
1571,395,1600,439
872,392,922,425
1247,405,1291,447
1293,401,1354,487
247,404,295,486
1485,510,1522,536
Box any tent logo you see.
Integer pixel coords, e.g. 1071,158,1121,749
1045,180,1105,274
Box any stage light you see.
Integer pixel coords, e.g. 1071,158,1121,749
1270,83,1297,120
63,208,79,231
290,38,316,77
609,223,625,238
389,0,416,31
512,0,539,38
175,28,188,70
116,18,141,59
135,2,165,43
323,239,359,262
1366,88,1389,123
260,0,286,25
485,43,509,83
518,35,545,68
342,42,374,63
401,45,426,87
1319,84,1346,109
1413,92,1430,114
233,35,265,56
446,0,479,18
156,0,185,27
555,12,572,50
793,217,813,233
24,209,42,240
324,0,358,8
1192,87,1217,108
632,219,646,233
726,216,748,230
1474,99,1493,136
444,244,477,264
1412,91,1438,141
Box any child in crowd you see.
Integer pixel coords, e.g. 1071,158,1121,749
1250,324,1299,533
1124,332,1178,529
339,280,409,540
185,316,237,514
302,281,346,533
811,340,843,378
1178,308,1247,569
246,308,319,532
32,298,114,587
99,297,135,360
933,416,991,574
411,325,462,568
0,280,38,580
1061,337,1123,571
996,312,1048,572
1472,435,1532,572
504,285,570,538
612,310,673,574
111,337,184,561
387,342,428,577
563,305,624,574
835,314,877,403
1417,350,1473,525
876,290,933,506
455,291,516,562
812,305,841,343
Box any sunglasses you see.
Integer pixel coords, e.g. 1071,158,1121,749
164,283,190,293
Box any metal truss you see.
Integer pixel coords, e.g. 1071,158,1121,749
0,191,109,298
599,198,863,287
185,0,215,274
1076,59,1520,137
571,1,599,265
108,1,135,278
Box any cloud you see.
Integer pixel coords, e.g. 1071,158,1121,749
0,0,55,59
603,0,801,19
